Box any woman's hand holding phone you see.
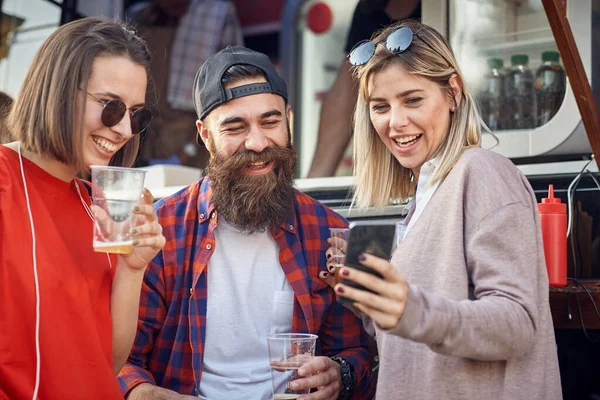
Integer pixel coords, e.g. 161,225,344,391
320,220,409,329
335,254,409,330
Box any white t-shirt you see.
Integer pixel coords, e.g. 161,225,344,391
198,220,294,400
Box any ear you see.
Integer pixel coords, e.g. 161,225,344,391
196,119,211,148
285,104,294,143
448,73,463,111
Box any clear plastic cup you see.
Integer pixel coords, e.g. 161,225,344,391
267,333,317,399
90,166,146,254
329,228,349,268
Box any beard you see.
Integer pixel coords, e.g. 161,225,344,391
205,139,298,234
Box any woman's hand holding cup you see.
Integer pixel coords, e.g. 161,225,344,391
120,188,166,271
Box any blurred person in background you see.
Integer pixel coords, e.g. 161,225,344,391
0,92,13,144
127,0,243,169
308,0,421,177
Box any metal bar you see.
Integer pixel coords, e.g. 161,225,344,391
15,23,58,34
36,0,82,23
60,0,79,24
42,0,64,8
0,0,3,45
280,0,306,178
541,0,600,169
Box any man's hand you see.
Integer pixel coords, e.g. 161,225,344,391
289,356,341,400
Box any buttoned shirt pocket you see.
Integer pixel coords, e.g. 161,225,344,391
270,290,295,334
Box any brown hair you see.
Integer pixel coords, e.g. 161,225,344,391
352,20,482,209
8,17,151,171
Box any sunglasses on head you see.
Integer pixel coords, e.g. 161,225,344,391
82,90,152,135
347,26,449,67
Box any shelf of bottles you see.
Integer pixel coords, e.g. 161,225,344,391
448,1,567,134
478,48,566,132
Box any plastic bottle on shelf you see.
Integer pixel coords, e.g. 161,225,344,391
538,184,567,287
504,54,536,129
535,51,566,127
478,57,506,131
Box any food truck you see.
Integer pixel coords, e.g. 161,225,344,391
1,0,599,397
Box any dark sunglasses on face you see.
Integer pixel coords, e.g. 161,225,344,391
347,26,449,67
83,90,152,135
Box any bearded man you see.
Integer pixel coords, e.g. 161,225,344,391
118,46,374,400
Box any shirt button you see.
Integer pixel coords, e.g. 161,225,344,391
206,244,212,250
289,224,294,230
200,213,205,219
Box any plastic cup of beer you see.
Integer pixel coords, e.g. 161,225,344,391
90,166,147,254
267,333,317,400
329,228,349,268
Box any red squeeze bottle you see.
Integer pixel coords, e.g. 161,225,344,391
538,184,567,286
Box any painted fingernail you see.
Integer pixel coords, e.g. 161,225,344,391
326,253,332,259
358,254,367,261
132,240,139,246
336,286,345,293
131,228,137,235
328,265,335,272
342,268,350,276
321,272,329,278
134,206,140,212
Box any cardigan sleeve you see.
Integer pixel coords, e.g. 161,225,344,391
387,202,540,361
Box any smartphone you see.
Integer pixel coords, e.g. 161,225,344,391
339,220,397,303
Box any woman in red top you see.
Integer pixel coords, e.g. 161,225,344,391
0,18,166,399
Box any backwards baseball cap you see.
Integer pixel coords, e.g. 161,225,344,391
193,46,288,120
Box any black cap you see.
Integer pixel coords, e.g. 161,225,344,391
193,46,288,120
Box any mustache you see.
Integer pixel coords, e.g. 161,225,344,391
219,145,294,172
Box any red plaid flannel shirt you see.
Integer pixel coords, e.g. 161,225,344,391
118,177,375,398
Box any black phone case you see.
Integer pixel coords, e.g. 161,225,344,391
339,222,396,304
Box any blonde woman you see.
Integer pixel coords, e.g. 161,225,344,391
321,21,561,399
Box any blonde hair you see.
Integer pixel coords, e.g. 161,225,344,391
352,20,482,209
9,17,151,172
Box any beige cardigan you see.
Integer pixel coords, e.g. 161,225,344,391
366,148,562,400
